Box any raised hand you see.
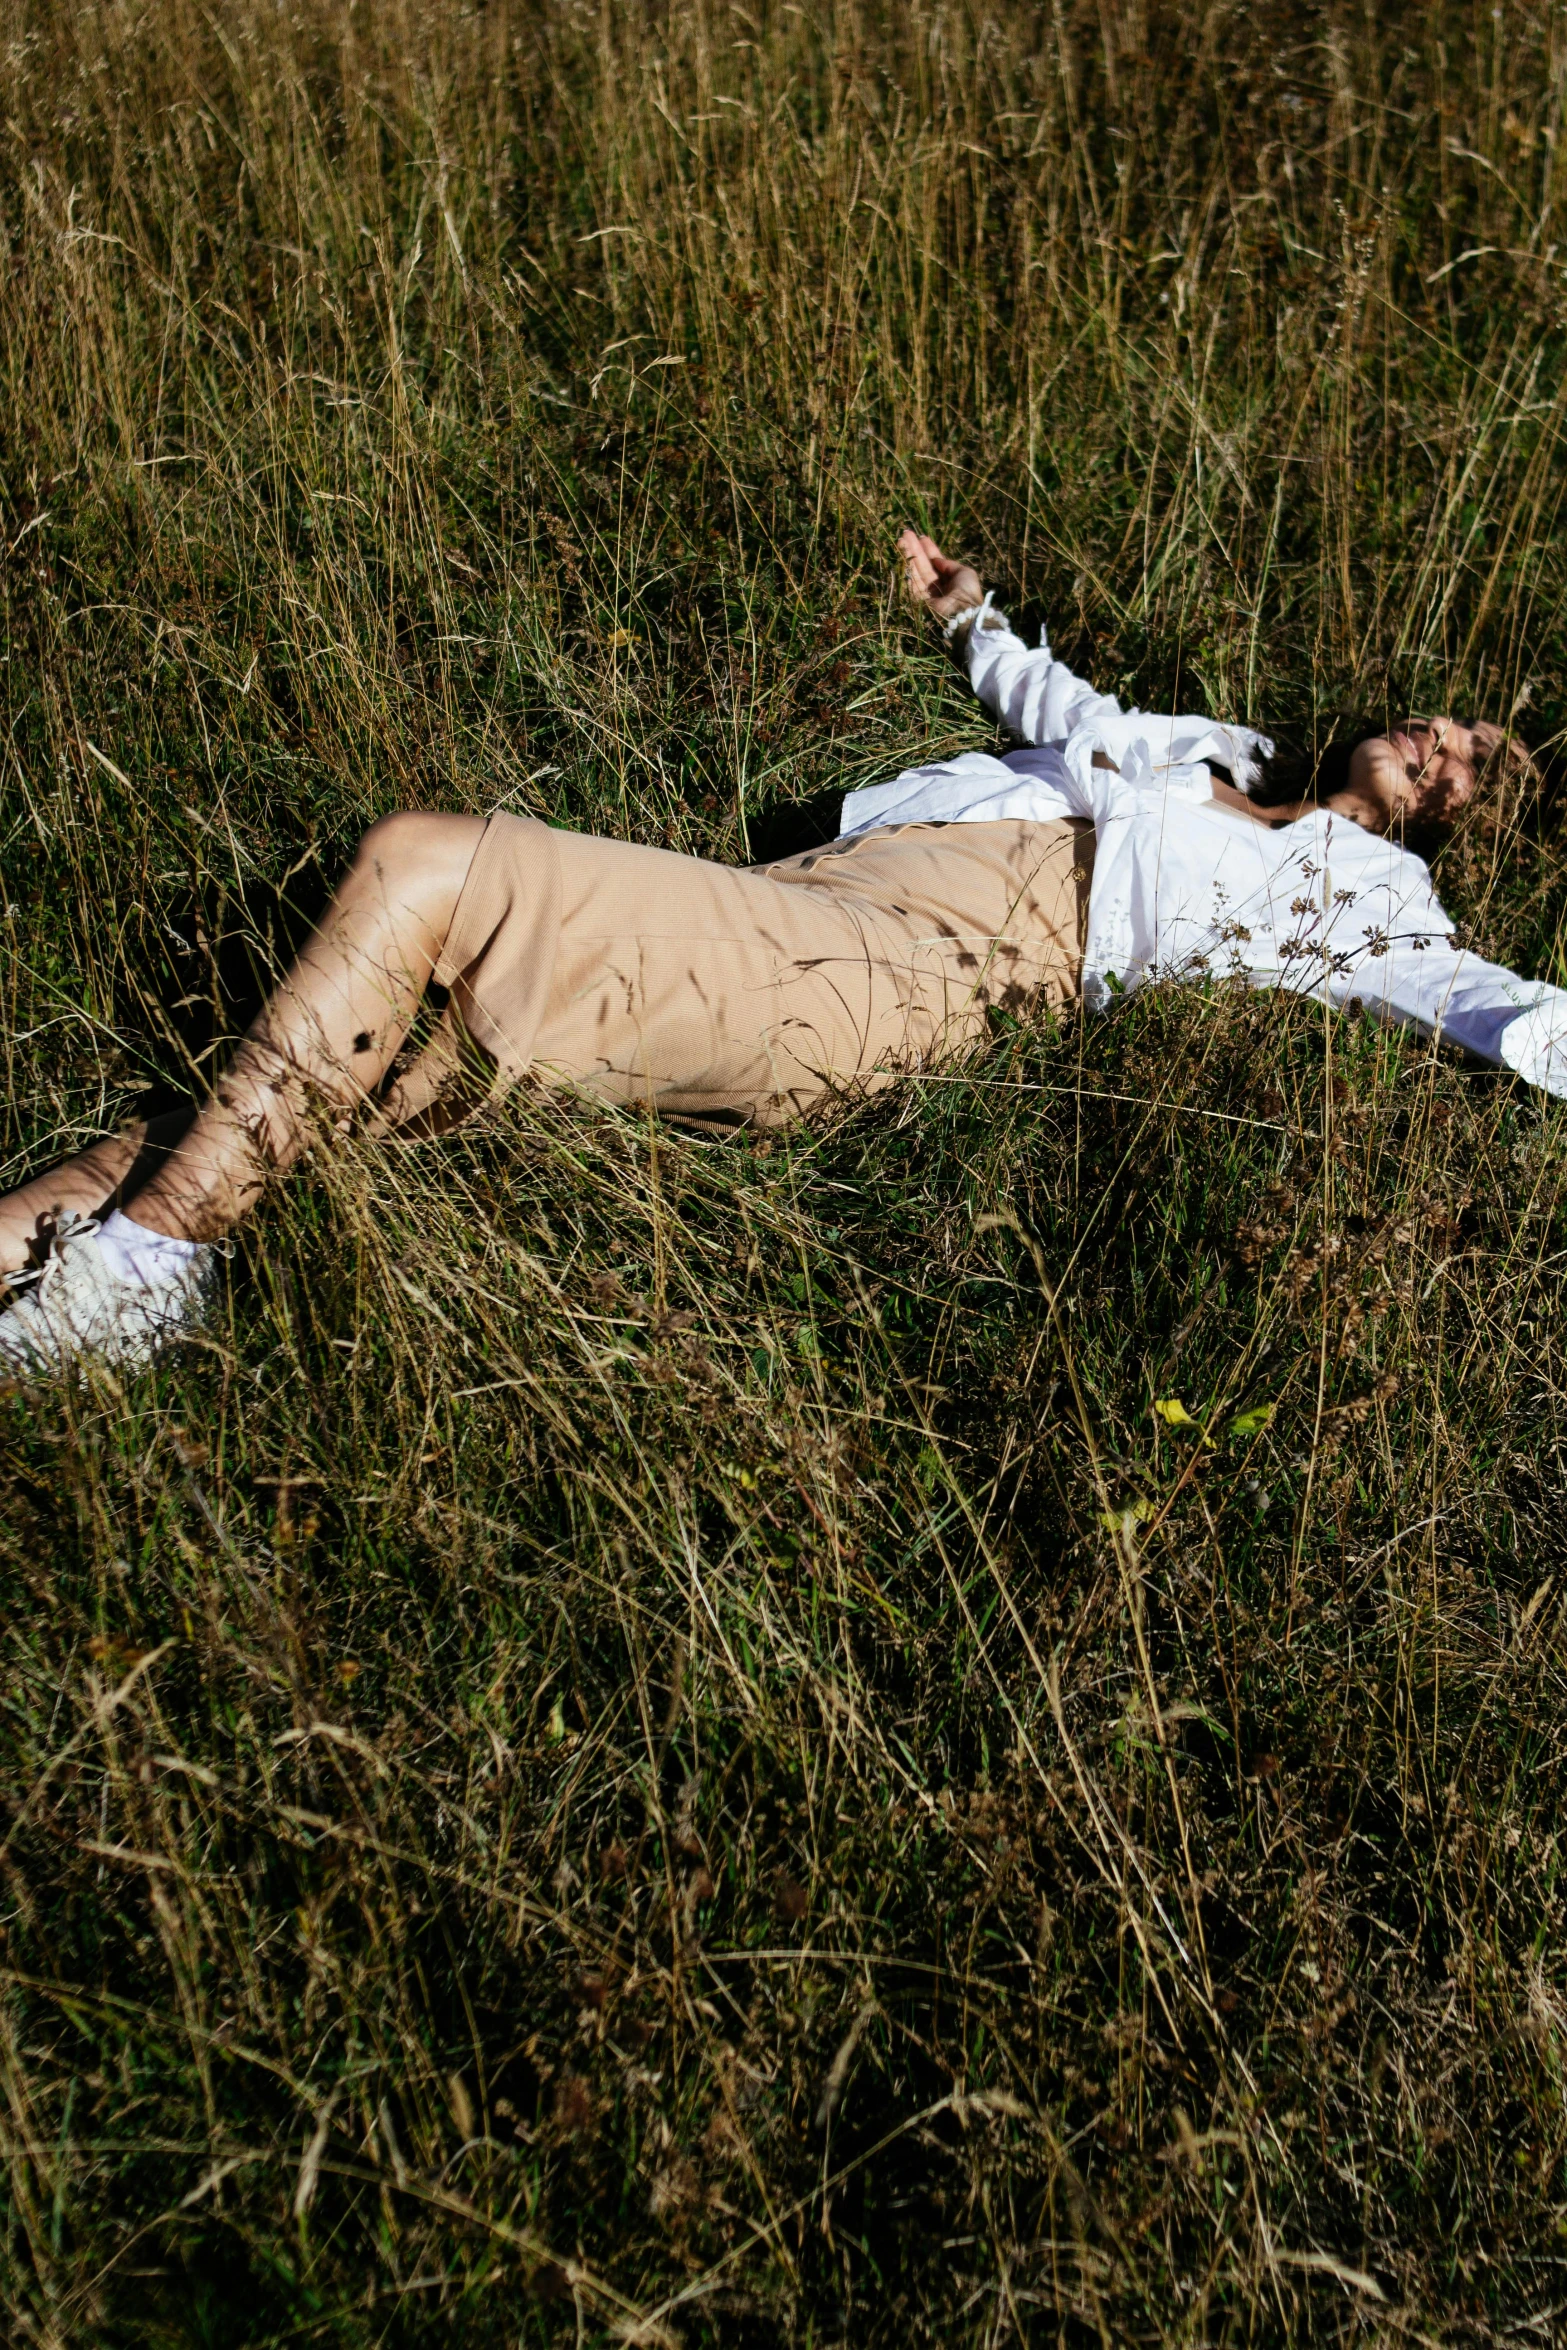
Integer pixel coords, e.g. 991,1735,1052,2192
898,528,984,625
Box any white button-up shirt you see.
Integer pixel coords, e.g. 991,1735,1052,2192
839,599,1567,1098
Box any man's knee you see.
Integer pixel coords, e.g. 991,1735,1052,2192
354,810,443,878
351,812,483,919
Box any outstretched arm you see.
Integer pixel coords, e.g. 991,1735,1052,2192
1328,927,1567,1097
1304,851,1567,1095
898,527,1116,747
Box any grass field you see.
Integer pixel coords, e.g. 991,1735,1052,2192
7,0,1567,2339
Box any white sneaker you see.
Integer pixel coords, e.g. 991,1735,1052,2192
0,1213,214,1375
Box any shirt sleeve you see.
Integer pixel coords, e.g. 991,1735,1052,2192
960,599,1123,746
1324,917,1567,1097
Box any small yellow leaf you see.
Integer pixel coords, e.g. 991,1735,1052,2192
1226,1404,1275,1441
547,1694,566,1742
1154,1397,1197,1426
1097,1498,1155,1532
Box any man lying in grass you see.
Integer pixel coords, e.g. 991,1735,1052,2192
2,529,1562,1373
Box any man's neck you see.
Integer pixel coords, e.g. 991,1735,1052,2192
1207,776,1308,829
1208,774,1383,835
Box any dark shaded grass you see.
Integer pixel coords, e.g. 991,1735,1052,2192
6,0,1567,2340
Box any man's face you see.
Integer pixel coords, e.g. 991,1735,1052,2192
1346,716,1509,831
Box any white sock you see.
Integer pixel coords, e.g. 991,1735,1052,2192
96,1207,207,1284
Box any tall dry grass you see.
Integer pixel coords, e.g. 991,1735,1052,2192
5,0,1567,2341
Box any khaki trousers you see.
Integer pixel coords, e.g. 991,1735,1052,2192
430,812,1093,1128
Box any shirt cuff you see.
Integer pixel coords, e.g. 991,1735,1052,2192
944,588,1007,646
1498,996,1567,1097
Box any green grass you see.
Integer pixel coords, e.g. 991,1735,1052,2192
6,0,1567,2339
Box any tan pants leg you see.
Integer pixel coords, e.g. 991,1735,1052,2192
421,812,1093,1128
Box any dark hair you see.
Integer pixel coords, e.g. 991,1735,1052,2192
1217,716,1538,855
1242,723,1384,810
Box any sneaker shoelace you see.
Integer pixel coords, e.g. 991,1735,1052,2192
3,1211,101,1299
